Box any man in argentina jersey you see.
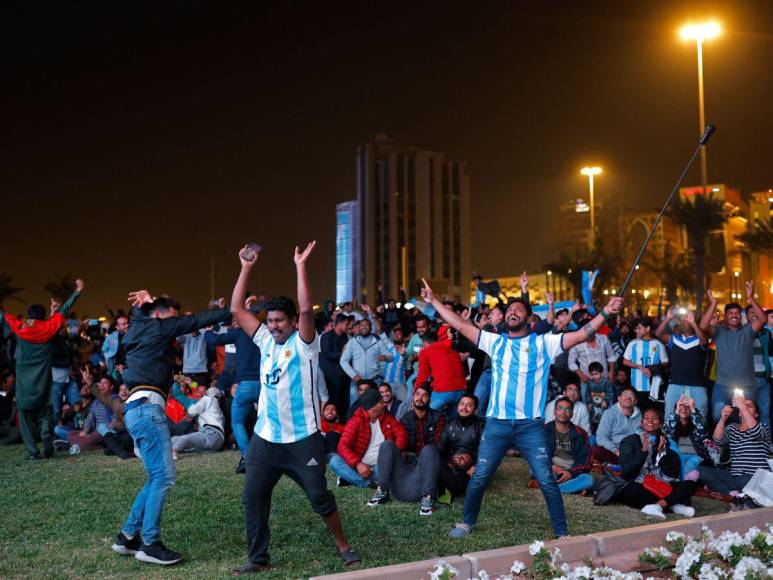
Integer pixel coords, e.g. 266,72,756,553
420,278,622,539
382,327,406,401
229,242,360,575
623,317,669,409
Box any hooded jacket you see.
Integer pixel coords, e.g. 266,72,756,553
595,402,642,454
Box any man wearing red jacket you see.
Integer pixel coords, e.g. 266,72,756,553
415,326,467,415
329,388,407,487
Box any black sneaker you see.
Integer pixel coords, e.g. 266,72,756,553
135,541,182,565
43,439,54,458
235,457,246,474
336,476,351,487
111,531,141,555
366,487,390,507
420,494,434,516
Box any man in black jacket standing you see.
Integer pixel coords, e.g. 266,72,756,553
320,314,351,418
111,292,230,566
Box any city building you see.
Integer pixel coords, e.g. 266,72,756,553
337,133,472,304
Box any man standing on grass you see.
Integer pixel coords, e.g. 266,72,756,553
229,242,360,575
419,278,622,539
2,279,84,459
111,292,231,566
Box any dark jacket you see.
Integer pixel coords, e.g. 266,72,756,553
438,415,485,461
319,330,349,377
123,306,231,396
545,421,592,476
204,327,260,382
619,431,681,482
400,408,445,454
385,398,402,417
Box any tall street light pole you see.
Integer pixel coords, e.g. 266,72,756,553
581,166,602,248
681,21,721,196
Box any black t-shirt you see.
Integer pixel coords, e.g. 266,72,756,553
667,334,706,387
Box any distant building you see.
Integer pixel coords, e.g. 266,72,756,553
338,133,472,303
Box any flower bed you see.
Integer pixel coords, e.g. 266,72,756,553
429,524,773,580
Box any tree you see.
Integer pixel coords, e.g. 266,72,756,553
0,273,24,310
641,243,695,307
44,272,77,302
544,236,623,302
667,194,727,311
738,218,773,255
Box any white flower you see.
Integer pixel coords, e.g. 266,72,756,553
764,532,773,547
510,560,527,575
733,556,767,580
667,531,687,543
551,547,563,566
697,563,728,580
429,560,459,580
528,540,545,555
571,565,592,579
743,527,761,543
674,541,703,579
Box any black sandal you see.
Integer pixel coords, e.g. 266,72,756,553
231,562,271,576
338,547,361,567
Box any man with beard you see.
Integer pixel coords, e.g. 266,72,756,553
419,278,622,539
437,394,485,502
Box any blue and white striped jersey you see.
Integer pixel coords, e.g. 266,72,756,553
624,339,669,393
252,325,321,443
477,330,564,420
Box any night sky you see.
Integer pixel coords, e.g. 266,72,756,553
3,1,773,316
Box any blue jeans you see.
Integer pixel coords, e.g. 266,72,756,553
122,403,176,544
559,473,594,494
54,425,73,440
754,377,771,430
664,384,708,421
51,378,80,417
430,390,464,416
232,380,260,457
474,369,492,416
96,423,117,437
462,418,568,536
328,453,378,488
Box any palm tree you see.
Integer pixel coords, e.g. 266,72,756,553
44,272,77,302
544,236,623,301
641,243,695,307
738,217,773,254
667,194,727,311
0,273,25,310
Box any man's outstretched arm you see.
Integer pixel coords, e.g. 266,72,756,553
420,278,480,345
294,241,317,344
562,297,623,351
60,279,85,315
230,246,261,337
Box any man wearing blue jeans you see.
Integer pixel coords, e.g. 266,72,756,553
204,305,261,474
700,284,769,428
420,278,622,538
544,397,593,495
112,291,231,566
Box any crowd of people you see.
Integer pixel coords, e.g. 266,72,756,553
1,261,772,572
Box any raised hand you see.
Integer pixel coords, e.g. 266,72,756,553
128,290,152,307
545,291,554,306
50,298,61,314
604,296,624,315
683,310,696,325
520,271,528,293
667,307,678,319
75,279,85,293
706,289,716,303
245,295,258,309
461,306,472,320
216,296,226,309
420,278,434,304
239,245,258,267
745,281,754,300
294,241,317,265
79,366,92,385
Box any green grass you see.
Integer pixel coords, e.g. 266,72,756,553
0,445,728,579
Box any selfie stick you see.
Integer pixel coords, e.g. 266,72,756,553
618,125,715,296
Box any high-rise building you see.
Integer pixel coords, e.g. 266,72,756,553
338,133,472,303
336,201,360,304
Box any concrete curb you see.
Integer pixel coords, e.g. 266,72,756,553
310,507,773,579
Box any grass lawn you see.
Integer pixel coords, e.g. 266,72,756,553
0,445,729,579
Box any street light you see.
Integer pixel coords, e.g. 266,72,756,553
581,166,602,247
680,21,721,196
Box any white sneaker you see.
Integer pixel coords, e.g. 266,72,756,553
641,503,666,519
671,504,695,518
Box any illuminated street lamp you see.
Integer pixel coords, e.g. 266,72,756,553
580,166,602,247
680,21,721,195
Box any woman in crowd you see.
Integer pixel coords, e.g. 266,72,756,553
663,394,711,478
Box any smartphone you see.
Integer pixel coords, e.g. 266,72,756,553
241,242,263,261
677,307,688,315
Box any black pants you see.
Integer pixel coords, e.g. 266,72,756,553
376,441,440,501
243,432,337,566
19,406,53,457
324,370,350,420
437,463,470,497
103,431,134,458
617,480,697,509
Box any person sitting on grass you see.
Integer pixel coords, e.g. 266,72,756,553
544,382,590,435
696,394,771,507
366,384,444,516
320,401,344,456
586,361,614,434
436,394,485,504
540,396,593,495
346,379,377,421
614,408,697,519
663,394,711,480
53,383,92,447
330,387,406,487
593,386,642,465
67,372,118,453
171,387,225,459
379,382,402,417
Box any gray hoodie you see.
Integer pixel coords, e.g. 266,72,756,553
596,402,641,454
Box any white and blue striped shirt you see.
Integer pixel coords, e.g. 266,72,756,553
478,330,564,420
252,325,321,444
382,342,405,390
624,339,668,393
